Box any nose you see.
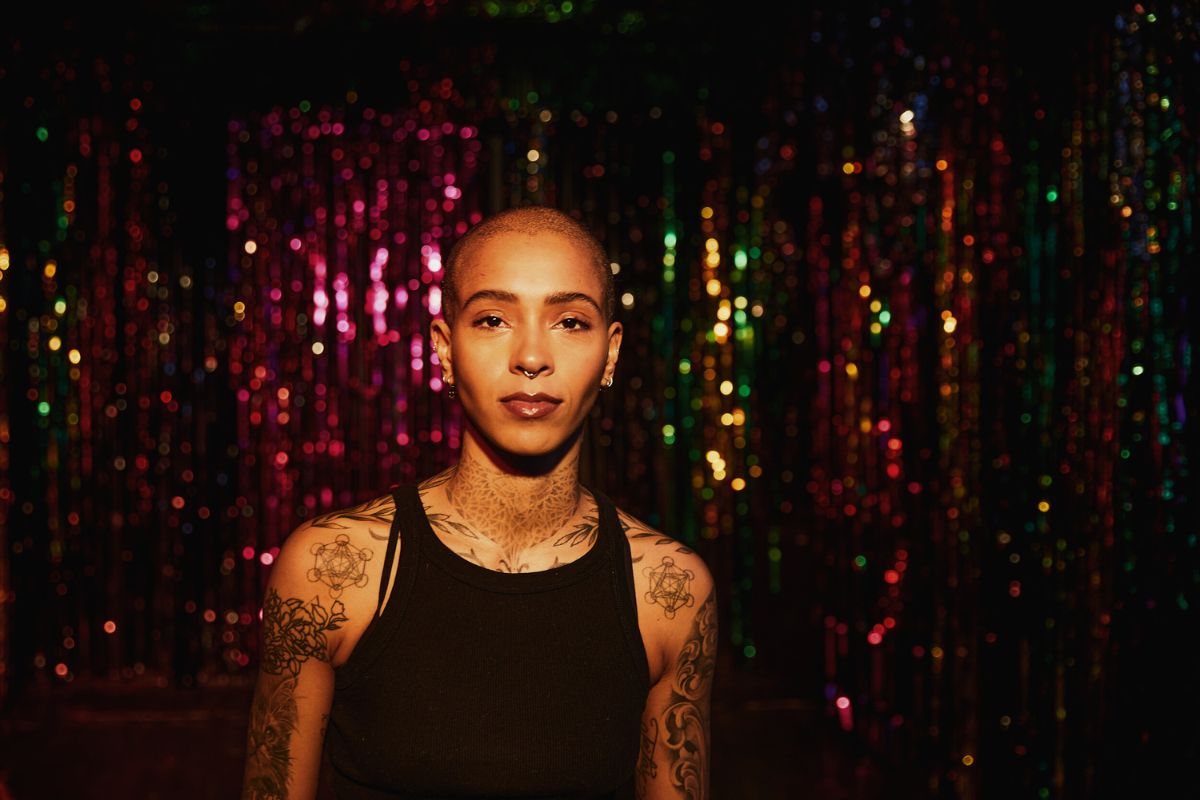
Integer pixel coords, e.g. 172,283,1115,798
511,323,552,379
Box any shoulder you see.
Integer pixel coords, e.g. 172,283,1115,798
273,490,399,587
267,490,403,658
612,502,717,664
613,504,714,595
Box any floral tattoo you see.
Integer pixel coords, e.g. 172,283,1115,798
261,587,349,677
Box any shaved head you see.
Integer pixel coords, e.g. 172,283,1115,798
441,205,616,328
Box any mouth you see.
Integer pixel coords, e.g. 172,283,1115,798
500,392,563,419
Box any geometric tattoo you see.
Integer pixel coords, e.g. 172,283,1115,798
307,534,373,599
643,556,696,619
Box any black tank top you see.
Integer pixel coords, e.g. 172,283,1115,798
325,481,652,799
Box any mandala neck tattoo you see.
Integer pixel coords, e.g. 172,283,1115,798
437,460,588,553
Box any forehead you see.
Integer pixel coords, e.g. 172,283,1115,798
459,230,601,292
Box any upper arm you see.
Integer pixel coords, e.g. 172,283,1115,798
242,523,345,800
633,547,719,800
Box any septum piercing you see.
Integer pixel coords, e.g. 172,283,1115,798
515,368,612,385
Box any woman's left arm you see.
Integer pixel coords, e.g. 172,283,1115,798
634,555,718,800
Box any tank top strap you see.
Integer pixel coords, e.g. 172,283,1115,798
335,482,422,690
586,483,620,552
587,483,652,692
373,483,406,616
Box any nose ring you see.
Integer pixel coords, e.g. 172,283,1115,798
521,368,536,378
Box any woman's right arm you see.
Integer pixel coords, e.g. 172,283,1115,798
241,524,343,800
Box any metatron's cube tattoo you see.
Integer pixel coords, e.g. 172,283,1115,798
308,534,373,598
643,556,695,619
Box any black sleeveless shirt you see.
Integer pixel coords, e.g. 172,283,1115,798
325,481,652,799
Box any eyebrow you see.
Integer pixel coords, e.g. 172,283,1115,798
460,289,602,316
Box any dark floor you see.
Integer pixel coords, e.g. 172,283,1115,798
0,666,919,799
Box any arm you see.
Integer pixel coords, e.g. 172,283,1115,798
242,526,344,800
635,557,719,800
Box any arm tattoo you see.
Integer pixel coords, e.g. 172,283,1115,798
308,534,373,598
636,715,660,793
644,557,696,619
261,589,348,677
244,589,347,798
245,674,299,798
662,589,717,799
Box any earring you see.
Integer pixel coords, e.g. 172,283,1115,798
446,381,456,399
601,375,613,389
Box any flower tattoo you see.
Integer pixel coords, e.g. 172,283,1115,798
261,587,348,677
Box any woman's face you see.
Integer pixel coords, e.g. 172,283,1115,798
433,230,622,459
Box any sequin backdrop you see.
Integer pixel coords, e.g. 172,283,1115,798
0,2,1196,797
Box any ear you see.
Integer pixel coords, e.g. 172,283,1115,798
430,317,454,384
603,320,623,383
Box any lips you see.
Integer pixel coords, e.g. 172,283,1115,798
500,391,562,419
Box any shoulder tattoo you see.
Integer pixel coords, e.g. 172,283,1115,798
644,556,696,619
308,534,373,598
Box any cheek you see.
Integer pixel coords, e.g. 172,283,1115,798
453,344,498,378
566,358,608,400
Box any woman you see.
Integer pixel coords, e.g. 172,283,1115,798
241,205,717,799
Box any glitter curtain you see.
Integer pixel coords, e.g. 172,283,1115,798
783,4,1199,796
1,2,1197,796
221,88,482,647
0,49,208,698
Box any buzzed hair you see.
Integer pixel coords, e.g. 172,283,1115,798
440,205,616,328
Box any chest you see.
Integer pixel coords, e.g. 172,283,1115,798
333,531,669,681
327,575,648,796
424,524,673,687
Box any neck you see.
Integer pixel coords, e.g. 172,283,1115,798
435,426,587,551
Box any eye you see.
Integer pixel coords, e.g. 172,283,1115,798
472,315,505,329
559,317,592,331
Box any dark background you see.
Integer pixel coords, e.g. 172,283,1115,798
1,1,1195,798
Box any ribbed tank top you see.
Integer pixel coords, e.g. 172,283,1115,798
325,481,652,799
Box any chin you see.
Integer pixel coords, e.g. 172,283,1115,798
495,428,566,455
468,411,583,460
